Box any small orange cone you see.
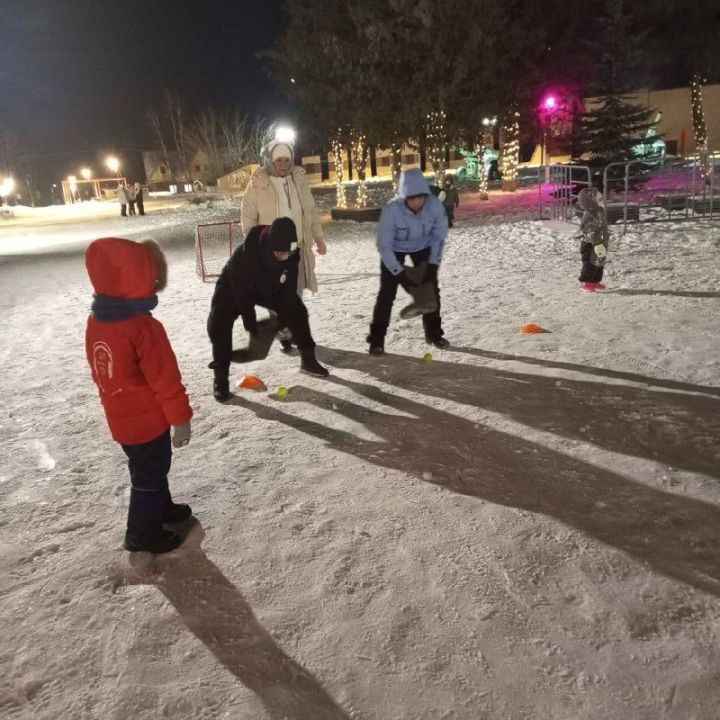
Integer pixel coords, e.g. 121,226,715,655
520,323,550,334
236,375,267,391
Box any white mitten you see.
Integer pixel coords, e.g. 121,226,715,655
172,421,191,448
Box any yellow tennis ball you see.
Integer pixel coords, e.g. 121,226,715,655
278,386,288,399
423,352,433,364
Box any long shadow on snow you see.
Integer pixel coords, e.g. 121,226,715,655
121,522,351,720
320,347,720,481
450,346,720,398
231,376,720,598
607,289,720,299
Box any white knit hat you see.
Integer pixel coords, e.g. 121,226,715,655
271,143,292,161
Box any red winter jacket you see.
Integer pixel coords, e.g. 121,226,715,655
85,237,192,445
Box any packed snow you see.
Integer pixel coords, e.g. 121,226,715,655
1,196,719,720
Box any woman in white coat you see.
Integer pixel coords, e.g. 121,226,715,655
241,140,327,297
117,182,128,217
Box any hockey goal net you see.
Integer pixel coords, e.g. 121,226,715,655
195,221,243,281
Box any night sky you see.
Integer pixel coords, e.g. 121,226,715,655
0,0,289,183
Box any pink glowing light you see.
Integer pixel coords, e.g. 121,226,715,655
543,95,557,111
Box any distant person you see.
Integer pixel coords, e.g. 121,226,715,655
134,181,145,215
84,237,194,553
366,168,449,355
207,217,329,403
117,182,128,216
439,175,460,227
127,182,137,216
488,159,501,182
577,188,610,292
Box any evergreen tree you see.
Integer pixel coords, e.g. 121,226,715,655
572,95,655,164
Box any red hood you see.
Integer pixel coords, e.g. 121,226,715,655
85,237,157,299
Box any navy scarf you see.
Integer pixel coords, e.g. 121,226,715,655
91,294,158,322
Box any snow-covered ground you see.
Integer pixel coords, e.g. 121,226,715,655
1,195,720,720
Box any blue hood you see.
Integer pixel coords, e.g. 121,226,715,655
397,169,430,199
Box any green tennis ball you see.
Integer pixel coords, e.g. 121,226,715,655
278,386,288,399
423,352,433,364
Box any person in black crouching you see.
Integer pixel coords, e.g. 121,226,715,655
207,217,328,402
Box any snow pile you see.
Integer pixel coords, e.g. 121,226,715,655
1,205,719,719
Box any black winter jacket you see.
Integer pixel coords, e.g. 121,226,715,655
212,225,299,331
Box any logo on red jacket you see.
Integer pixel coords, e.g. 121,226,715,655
92,341,114,392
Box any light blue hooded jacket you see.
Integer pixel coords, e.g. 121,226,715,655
377,168,448,275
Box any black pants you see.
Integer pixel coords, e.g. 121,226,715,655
579,243,605,283
444,205,455,227
208,295,316,371
120,204,127,217
121,430,173,537
136,193,145,215
128,200,136,216
370,248,443,341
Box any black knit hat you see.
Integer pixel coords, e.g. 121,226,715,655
266,217,298,252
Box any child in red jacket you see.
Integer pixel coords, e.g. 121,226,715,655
85,237,193,553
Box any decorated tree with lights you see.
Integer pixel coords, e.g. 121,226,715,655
350,130,369,208
500,105,521,191
690,74,711,180
426,111,447,185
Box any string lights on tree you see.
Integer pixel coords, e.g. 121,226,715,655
476,128,490,199
427,110,447,185
501,105,520,192
390,141,403,195
691,73,711,180
332,129,346,209
351,131,368,208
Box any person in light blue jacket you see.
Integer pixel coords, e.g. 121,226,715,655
366,168,449,355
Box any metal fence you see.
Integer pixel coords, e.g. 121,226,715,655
542,164,592,222
539,156,720,233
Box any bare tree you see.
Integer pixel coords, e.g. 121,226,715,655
187,111,270,181
147,92,193,185
221,113,269,171
186,108,225,180
0,130,22,175
147,108,173,177
165,91,191,183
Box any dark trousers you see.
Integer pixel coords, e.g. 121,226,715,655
444,205,455,227
128,200,136,216
121,430,173,537
208,295,316,371
579,243,605,283
370,248,443,341
137,196,145,215
120,204,127,217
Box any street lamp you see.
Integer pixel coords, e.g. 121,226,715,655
0,176,15,198
540,94,559,168
81,167,92,180
106,156,120,177
274,126,296,144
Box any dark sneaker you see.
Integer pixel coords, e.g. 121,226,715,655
300,350,330,377
366,334,385,356
163,503,193,524
426,336,450,349
213,378,230,403
124,529,182,554
280,338,299,356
